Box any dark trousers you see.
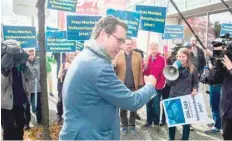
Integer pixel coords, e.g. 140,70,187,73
24,100,31,126
209,85,222,129
120,87,136,127
1,105,25,140
222,116,232,140
169,124,190,140
161,85,170,123
30,92,42,123
146,89,162,125
120,109,136,127
57,79,63,116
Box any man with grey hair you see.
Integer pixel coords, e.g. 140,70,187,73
143,42,166,128
59,16,158,140
25,48,42,125
1,40,36,140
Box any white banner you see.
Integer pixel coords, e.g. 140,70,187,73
162,93,209,127
13,0,50,17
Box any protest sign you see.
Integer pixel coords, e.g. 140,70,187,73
46,26,59,31
76,0,126,15
58,0,126,30
47,0,77,12
46,30,76,52
220,23,232,37
162,93,209,127
163,25,184,39
107,8,140,37
67,15,101,40
136,5,167,34
3,25,37,48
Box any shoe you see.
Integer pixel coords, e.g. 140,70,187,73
50,93,54,97
36,116,42,125
56,114,62,123
143,123,152,127
153,124,160,130
207,123,214,127
24,125,31,130
190,125,194,131
121,127,128,135
129,126,136,134
37,121,42,125
159,121,166,126
136,114,141,120
205,127,221,134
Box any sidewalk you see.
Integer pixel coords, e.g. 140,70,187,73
30,63,223,140
121,105,222,140
44,92,223,140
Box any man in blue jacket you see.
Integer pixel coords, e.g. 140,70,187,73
59,16,158,140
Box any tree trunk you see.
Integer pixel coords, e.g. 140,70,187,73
36,0,50,140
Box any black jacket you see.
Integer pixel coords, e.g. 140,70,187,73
167,67,199,98
193,46,206,75
211,61,232,119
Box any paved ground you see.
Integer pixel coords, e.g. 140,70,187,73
120,106,223,140
27,89,223,140
28,64,223,140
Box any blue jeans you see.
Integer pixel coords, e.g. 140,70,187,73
146,90,161,125
169,124,190,140
209,85,222,129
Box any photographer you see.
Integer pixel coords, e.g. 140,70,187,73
221,54,232,140
205,41,232,140
1,40,36,140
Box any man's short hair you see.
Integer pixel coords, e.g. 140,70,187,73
91,16,128,39
125,37,133,41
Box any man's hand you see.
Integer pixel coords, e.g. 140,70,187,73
144,75,157,86
204,49,213,57
209,63,214,70
222,55,232,71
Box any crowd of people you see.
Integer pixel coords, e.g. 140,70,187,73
1,16,232,140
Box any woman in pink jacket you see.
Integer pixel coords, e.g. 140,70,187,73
143,42,166,127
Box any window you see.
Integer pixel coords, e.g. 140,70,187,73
180,15,208,47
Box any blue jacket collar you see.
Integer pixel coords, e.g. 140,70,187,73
85,39,111,63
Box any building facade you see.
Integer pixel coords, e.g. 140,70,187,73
126,0,232,53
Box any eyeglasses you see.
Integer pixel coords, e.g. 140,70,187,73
110,34,125,45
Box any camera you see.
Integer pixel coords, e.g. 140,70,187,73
1,40,29,69
212,33,232,61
